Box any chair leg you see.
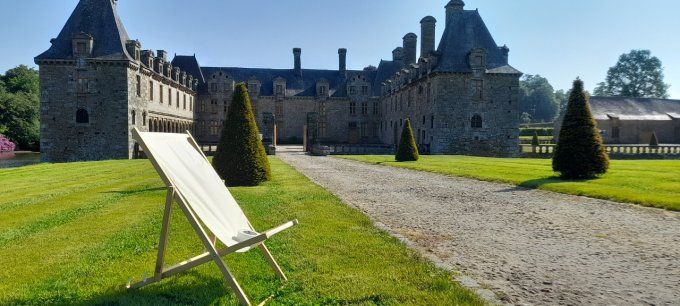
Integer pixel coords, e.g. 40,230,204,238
259,243,287,281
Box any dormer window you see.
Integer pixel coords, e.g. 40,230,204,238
276,85,283,95
319,86,327,96
72,32,93,57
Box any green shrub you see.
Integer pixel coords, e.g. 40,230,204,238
212,83,271,186
395,119,419,162
553,79,609,179
531,131,541,147
649,132,659,147
520,128,554,137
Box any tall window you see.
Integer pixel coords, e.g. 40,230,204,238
612,127,620,139
160,85,164,104
211,83,219,92
189,97,193,111
131,110,136,125
136,75,141,97
349,102,357,115
319,86,327,96
361,86,368,95
142,112,147,126
210,99,218,113
275,103,284,117
473,79,484,100
319,102,327,117
373,102,379,115
349,86,357,95
360,123,368,138
76,109,89,124
76,78,89,93
361,102,368,115
275,84,284,95
168,88,172,106
471,114,483,128
183,94,187,110
149,81,154,101
76,42,87,54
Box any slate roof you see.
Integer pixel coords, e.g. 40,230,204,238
35,0,132,61
171,55,205,83
195,66,375,98
373,60,404,95
590,96,680,121
434,9,519,74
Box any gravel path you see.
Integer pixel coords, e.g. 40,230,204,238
278,150,680,306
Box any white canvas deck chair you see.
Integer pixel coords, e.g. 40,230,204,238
127,128,298,306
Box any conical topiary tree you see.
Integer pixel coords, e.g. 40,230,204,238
212,83,271,186
531,131,541,147
396,119,419,162
649,132,659,148
553,79,609,179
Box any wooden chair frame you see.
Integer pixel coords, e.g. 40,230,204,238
127,129,298,306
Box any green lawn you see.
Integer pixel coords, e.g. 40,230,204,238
338,156,680,211
0,158,482,305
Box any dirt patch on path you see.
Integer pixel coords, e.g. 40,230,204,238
278,152,680,305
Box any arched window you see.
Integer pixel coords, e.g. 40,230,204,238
142,112,147,126
76,109,89,124
131,110,136,125
471,114,483,128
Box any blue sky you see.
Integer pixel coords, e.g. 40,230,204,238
2,0,680,97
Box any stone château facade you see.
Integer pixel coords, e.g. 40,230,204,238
36,0,521,162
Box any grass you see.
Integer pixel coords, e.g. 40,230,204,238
0,158,482,305
338,155,680,211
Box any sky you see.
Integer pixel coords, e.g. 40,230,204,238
2,0,680,97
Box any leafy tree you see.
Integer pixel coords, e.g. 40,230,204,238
593,50,669,98
0,66,40,150
519,75,559,123
520,112,532,124
2,65,39,95
212,83,271,186
553,79,609,179
649,132,659,148
395,119,419,162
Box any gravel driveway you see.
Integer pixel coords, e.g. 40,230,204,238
278,150,680,305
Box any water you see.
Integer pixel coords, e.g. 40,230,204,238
0,152,42,169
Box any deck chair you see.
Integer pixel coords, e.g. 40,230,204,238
127,128,298,306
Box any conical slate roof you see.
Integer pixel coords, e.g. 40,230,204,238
434,9,519,74
35,0,132,61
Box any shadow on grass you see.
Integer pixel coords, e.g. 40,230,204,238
518,176,597,189
102,187,166,196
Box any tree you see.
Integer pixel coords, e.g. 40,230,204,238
593,50,669,98
212,83,271,186
0,66,40,150
553,79,609,179
520,112,532,124
649,132,659,148
2,65,39,95
395,118,419,162
519,75,559,123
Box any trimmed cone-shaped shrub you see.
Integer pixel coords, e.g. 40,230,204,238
553,79,609,179
649,132,659,148
396,119,419,162
531,131,541,147
213,83,271,186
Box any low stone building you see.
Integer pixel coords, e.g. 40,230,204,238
36,0,521,161
584,97,680,144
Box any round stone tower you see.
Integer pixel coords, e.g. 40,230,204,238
420,16,437,58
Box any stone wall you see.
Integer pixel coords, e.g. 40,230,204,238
597,119,680,144
39,62,130,162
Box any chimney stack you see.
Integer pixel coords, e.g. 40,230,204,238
403,33,418,65
420,16,437,58
445,0,465,25
500,45,510,63
293,48,302,75
392,47,404,62
338,48,347,73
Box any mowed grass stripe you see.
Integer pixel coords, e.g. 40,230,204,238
0,158,483,305
339,155,680,211
0,188,166,301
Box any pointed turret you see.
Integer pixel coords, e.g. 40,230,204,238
35,0,132,62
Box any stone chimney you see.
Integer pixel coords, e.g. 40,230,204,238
293,48,302,75
445,0,465,25
500,45,510,63
338,48,347,73
420,16,437,58
403,33,418,65
392,47,404,62
156,50,168,62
